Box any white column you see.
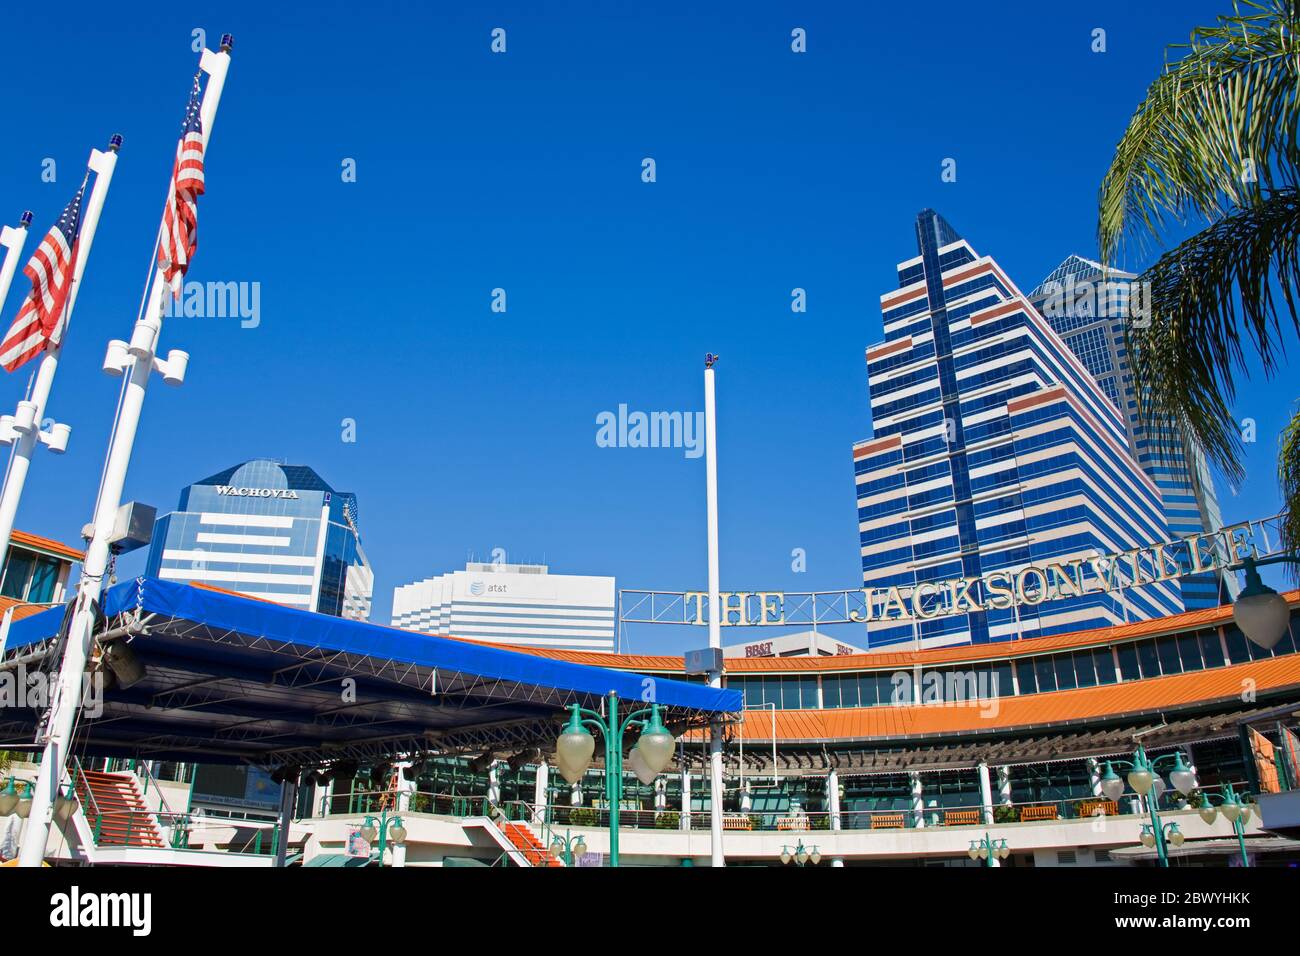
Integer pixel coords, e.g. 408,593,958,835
997,766,1012,805
18,41,233,868
703,357,725,867
910,772,925,828
0,213,32,313
1087,757,1103,797
654,776,667,812
0,142,120,567
827,768,844,868
532,761,549,823
978,761,994,825
680,769,691,832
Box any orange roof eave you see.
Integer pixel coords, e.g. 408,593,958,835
9,530,83,563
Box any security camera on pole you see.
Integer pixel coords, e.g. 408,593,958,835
703,352,726,867
0,138,123,568
17,37,233,868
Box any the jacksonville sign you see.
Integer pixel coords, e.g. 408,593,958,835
670,519,1275,627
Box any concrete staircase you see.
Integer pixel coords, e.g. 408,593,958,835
499,821,563,866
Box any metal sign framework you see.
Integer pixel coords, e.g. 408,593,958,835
619,513,1288,628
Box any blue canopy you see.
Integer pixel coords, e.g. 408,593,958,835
0,577,739,768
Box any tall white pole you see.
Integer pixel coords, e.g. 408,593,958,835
18,40,233,867
0,140,121,568
0,212,33,311
703,355,726,867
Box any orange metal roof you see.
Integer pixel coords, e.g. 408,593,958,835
724,654,1300,743
484,591,1300,673
8,530,83,562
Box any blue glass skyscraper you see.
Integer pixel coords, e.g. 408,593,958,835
1028,255,1234,610
145,459,373,620
853,211,1183,649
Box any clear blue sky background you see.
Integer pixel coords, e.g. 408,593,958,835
1,1,1292,653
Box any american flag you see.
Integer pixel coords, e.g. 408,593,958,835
0,181,88,372
157,73,206,296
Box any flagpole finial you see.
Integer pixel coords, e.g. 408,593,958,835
220,33,234,52
108,134,123,153
19,211,33,229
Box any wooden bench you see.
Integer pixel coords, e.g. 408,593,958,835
1077,799,1119,818
943,809,982,827
722,814,753,831
775,816,809,831
870,813,906,829
1020,804,1059,822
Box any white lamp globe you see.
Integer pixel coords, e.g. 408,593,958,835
634,706,677,775
968,845,980,860
573,838,587,857
1151,776,1167,801
1140,829,1156,848
1169,828,1185,847
1099,764,1126,801
795,846,809,865
1128,766,1154,796
626,747,658,786
780,847,792,864
1239,804,1252,825
556,708,597,784
359,823,377,843
388,821,407,845
809,848,822,865
1169,754,1197,796
1221,802,1240,824
1233,562,1290,650
1198,800,1218,825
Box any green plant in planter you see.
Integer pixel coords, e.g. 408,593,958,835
655,811,680,829
569,807,598,827
810,815,830,830
992,805,1019,824
748,814,763,830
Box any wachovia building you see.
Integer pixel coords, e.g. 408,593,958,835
145,459,373,620
852,210,1184,649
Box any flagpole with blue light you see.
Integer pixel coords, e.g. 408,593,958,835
17,36,233,867
0,211,33,310
0,138,123,577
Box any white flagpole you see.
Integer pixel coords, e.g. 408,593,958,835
0,138,122,570
17,38,233,867
703,354,726,867
0,211,34,309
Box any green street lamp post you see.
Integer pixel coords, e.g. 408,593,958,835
1098,745,1198,867
359,807,407,866
779,839,821,866
548,829,588,866
1195,783,1254,867
968,833,1009,868
554,692,676,868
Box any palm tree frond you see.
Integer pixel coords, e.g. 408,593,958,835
1279,402,1300,576
1127,187,1300,480
1098,0,1300,261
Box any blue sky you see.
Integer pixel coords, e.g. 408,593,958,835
0,1,1292,653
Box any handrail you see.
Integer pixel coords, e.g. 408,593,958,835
70,757,103,839
135,760,175,816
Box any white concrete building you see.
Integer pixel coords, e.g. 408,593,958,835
392,562,616,651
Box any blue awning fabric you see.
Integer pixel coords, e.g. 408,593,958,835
0,577,739,768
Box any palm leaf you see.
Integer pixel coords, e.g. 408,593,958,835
1126,187,1300,481
1099,0,1300,262
1280,403,1300,569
